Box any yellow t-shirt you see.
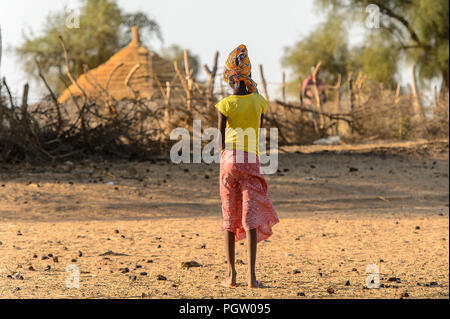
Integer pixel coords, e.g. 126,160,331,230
216,93,268,156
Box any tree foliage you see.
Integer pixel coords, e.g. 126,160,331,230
121,11,163,45
15,0,163,94
282,15,351,86
353,35,399,89
283,0,449,92
316,0,449,89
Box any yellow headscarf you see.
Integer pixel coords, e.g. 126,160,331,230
223,44,257,93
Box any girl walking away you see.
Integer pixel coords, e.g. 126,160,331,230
216,45,279,288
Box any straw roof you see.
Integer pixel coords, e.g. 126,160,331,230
58,26,175,103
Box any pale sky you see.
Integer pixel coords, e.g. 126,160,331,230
0,0,414,103
0,0,330,102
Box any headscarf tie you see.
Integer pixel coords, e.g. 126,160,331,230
223,44,257,93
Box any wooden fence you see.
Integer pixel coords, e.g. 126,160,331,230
0,41,448,163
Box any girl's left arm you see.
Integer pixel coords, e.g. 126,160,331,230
218,110,227,151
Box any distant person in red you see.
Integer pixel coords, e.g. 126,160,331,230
302,66,327,107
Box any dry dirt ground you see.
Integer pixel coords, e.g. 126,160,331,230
0,139,448,299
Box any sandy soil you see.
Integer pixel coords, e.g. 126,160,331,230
0,139,448,299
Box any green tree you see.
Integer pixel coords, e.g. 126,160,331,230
15,0,163,94
121,11,162,45
353,35,399,89
282,15,352,86
159,44,200,79
317,0,449,89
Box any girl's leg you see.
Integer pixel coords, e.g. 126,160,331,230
224,231,237,287
246,228,259,288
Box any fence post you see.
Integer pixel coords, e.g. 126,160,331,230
355,72,366,109
411,64,424,120
164,81,171,135
174,60,191,111
311,61,323,131
21,83,29,127
203,51,219,107
298,78,304,119
434,85,440,107
334,74,341,135
151,69,172,136
298,78,303,105
348,72,354,134
184,50,193,111
395,80,401,106
259,64,270,102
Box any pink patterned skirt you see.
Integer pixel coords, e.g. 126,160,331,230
220,150,279,243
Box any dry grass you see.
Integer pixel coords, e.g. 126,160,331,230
1,70,448,163
273,81,449,144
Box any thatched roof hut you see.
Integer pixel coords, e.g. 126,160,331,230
58,26,175,103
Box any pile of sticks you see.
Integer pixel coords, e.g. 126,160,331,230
0,36,225,164
1,39,448,163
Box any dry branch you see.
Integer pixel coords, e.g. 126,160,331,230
411,64,424,120
275,100,353,124
174,60,192,111
203,51,219,107
125,64,141,99
259,64,270,103
106,63,124,90
58,36,88,105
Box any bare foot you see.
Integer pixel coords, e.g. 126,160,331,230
248,279,262,288
222,270,237,287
